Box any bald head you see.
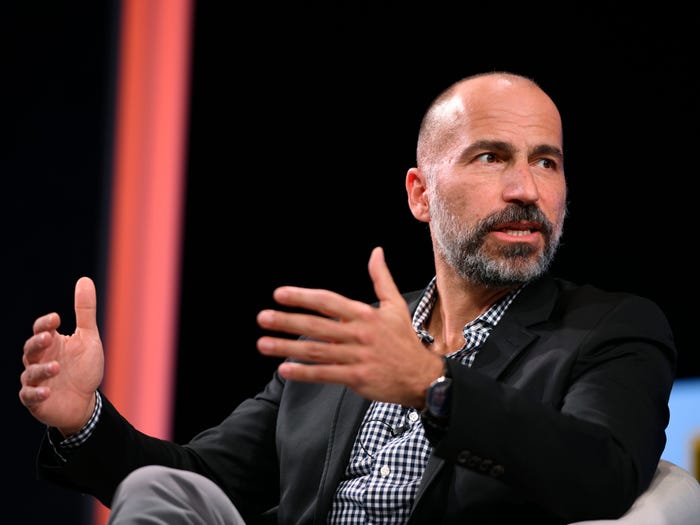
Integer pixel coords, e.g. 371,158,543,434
416,72,563,175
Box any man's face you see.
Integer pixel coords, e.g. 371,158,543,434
423,77,568,287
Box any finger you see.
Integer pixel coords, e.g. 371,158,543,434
74,276,98,331
256,309,352,342
257,336,353,364
21,361,59,386
19,384,50,407
32,312,60,335
367,246,403,304
23,331,52,364
277,360,353,385
271,286,367,321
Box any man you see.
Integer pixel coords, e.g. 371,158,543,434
20,71,676,524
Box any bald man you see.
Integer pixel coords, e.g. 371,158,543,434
21,72,676,524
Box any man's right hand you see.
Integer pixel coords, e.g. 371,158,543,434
19,276,105,437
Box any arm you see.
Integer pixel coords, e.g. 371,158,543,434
37,376,283,517
23,277,282,518
431,290,676,520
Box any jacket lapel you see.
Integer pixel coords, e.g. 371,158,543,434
314,387,370,523
471,275,558,377
313,290,426,521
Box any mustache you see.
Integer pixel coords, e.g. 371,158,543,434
476,204,554,238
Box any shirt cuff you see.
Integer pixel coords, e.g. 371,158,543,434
47,391,103,461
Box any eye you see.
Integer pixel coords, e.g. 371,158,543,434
534,158,556,170
476,152,498,164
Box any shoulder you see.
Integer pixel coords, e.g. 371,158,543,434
513,275,673,335
542,276,676,347
551,277,667,317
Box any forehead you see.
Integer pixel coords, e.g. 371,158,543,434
439,79,563,149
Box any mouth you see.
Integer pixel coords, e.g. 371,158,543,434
497,221,540,233
475,204,554,246
492,221,542,241
501,228,534,237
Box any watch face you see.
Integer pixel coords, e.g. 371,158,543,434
428,377,451,418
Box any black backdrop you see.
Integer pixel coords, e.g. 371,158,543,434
7,2,698,523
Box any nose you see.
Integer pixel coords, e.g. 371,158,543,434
501,162,540,205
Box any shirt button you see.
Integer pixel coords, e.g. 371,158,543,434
408,411,419,423
380,465,391,477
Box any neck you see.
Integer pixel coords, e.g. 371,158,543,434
426,267,516,355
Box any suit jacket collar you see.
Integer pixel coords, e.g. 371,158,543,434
471,274,557,376
402,275,558,377
314,389,370,522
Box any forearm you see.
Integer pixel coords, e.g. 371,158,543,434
37,393,201,507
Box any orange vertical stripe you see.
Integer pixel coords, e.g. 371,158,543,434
95,0,193,523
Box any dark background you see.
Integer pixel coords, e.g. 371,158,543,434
6,2,697,523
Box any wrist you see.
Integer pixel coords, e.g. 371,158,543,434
58,391,98,438
421,356,452,428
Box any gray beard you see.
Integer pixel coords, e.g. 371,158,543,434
430,196,564,288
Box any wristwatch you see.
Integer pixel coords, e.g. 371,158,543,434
422,357,452,427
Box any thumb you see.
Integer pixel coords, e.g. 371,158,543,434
74,276,98,331
368,246,403,305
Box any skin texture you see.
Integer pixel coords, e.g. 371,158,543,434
19,72,567,430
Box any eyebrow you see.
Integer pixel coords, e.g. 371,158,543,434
459,140,563,163
531,144,564,163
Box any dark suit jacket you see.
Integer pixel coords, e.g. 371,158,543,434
37,275,677,524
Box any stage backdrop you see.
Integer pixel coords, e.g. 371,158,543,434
7,2,698,524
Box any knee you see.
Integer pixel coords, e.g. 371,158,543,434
110,465,245,525
116,465,174,495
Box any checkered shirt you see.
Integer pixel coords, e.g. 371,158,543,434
327,277,520,523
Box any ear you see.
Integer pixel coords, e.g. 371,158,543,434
406,167,430,223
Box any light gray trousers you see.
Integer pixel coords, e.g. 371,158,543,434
108,465,247,525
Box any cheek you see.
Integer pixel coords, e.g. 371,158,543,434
431,190,479,224
436,179,490,212
542,189,568,230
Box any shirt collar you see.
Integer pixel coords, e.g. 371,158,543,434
412,276,523,344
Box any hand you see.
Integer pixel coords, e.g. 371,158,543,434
19,277,105,436
256,246,444,407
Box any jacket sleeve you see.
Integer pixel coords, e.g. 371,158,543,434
37,370,285,518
